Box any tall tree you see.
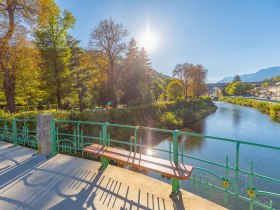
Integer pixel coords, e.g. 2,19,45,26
173,63,192,100
173,62,208,98
67,36,99,112
88,18,129,106
13,36,45,106
233,75,241,82
0,0,56,112
67,36,85,111
188,64,208,97
119,38,141,104
138,47,153,103
35,9,76,109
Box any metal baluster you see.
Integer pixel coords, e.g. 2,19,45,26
234,142,240,195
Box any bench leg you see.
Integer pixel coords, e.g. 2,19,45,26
99,157,109,170
169,179,181,198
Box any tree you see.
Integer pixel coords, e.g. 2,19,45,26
138,47,153,102
225,82,246,96
233,75,241,82
14,38,45,106
152,80,163,101
173,63,190,100
0,0,56,112
173,62,208,98
0,33,44,108
118,38,141,104
35,9,76,109
245,84,255,95
67,36,90,111
261,82,269,88
166,80,184,101
88,18,129,106
186,64,208,97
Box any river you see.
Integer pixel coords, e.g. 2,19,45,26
142,102,280,210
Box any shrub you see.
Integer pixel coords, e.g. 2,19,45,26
160,112,180,129
219,97,280,121
0,98,216,130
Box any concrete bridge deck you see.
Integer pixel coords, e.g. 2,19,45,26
0,141,227,210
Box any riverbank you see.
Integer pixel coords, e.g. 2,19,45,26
219,97,280,121
0,98,217,129
68,98,217,129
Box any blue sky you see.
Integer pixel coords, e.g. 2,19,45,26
57,0,280,82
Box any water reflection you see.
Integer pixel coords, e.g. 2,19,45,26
140,115,208,153
140,102,280,209
232,108,241,127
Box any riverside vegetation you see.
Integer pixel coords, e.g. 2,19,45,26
0,97,216,130
219,97,280,121
0,98,216,154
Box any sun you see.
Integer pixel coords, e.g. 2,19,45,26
139,27,158,52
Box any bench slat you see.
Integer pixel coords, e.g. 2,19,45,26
83,144,193,180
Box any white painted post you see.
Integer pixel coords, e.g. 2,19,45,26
37,114,53,156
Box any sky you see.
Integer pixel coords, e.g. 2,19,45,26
57,0,280,82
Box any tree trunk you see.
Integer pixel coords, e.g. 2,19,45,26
78,91,83,112
108,82,117,108
108,62,117,107
78,86,86,112
3,71,16,113
56,81,62,109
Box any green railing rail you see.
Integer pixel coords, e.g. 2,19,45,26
0,118,279,209
0,118,37,149
51,119,280,210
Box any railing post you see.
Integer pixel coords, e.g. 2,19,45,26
51,119,57,156
12,118,17,146
170,130,180,198
234,142,240,195
102,122,109,146
3,119,8,140
134,127,138,152
100,122,109,169
37,114,53,156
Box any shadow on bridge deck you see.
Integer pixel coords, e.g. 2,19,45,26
0,141,227,210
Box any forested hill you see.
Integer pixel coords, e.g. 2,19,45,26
218,67,280,83
150,69,171,84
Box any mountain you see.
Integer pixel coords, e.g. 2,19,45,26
217,67,280,83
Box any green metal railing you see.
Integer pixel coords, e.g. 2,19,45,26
0,118,37,149
51,119,280,210
0,118,279,209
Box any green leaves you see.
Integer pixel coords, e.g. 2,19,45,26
35,9,76,108
225,82,246,96
166,80,184,101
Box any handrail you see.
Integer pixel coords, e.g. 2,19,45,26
1,118,279,210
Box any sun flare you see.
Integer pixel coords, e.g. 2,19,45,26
140,26,158,52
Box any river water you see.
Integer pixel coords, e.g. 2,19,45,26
142,102,280,210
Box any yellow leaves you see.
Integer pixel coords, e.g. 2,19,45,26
2,37,44,104
37,0,60,26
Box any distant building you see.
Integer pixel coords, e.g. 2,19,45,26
269,82,280,99
251,86,269,97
